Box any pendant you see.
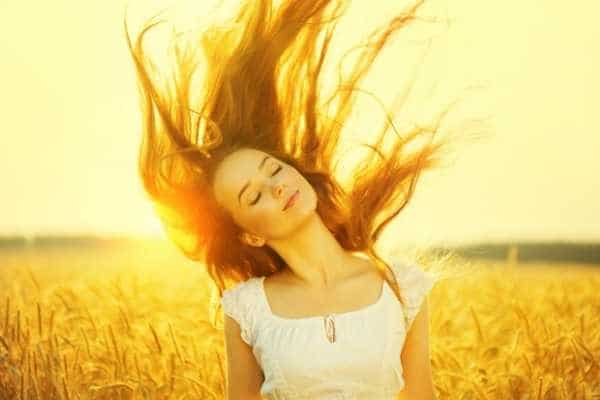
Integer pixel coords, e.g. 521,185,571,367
323,314,336,343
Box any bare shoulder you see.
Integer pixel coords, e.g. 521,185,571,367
262,255,384,318
350,256,385,285
265,255,380,290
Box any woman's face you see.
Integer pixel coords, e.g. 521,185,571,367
212,148,317,242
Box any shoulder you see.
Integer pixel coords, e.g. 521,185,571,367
221,276,259,297
386,256,439,330
220,277,263,346
221,277,263,312
387,256,438,289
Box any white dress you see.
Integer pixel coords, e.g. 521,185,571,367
220,258,438,400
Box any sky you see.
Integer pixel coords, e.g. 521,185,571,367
0,0,598,247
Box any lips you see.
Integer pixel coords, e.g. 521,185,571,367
283,189,299,211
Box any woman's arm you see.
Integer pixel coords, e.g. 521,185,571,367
223,315,265,400
397,300,437,400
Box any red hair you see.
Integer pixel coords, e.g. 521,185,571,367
124,0,487,325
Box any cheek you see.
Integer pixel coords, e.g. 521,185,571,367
242,203,285,232
247,204,279,222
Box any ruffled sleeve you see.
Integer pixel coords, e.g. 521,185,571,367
220,280,256,346
389,259,438,332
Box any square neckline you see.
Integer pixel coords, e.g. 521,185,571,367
257,274,390,322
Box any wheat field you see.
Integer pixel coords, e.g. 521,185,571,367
0,241,598,399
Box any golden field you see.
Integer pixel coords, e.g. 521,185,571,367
0,241,598,399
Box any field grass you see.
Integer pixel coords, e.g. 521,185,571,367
0,242,598,399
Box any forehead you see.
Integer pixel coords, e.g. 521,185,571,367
214,148,268,201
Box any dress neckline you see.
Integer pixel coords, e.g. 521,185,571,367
257,274,390,322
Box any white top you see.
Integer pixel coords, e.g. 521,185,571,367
220,258,438,400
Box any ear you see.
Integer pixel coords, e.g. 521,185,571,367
240,232,266,247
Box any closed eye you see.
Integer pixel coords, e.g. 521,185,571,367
250,165,282,205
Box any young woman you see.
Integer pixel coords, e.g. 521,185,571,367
125,0,465,398
212,147,439,399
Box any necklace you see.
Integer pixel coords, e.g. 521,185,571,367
323,314,336,343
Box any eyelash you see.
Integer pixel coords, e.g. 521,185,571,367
250,165,282,205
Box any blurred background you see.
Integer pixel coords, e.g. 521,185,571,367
0,1,598,398
0,0,599,264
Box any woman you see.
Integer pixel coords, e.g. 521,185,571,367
212,147,439,399
125,0,465,398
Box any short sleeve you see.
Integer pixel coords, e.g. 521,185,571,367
389,259,438,331
220,281,256,346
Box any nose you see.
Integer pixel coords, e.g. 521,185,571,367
273,182,286,199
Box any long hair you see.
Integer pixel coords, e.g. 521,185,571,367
124,0,482,325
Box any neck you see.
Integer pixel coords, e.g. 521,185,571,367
266,213,357,289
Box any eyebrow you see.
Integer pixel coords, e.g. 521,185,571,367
238,155,270,206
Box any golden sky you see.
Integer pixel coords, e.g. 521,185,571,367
1,0,598,246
